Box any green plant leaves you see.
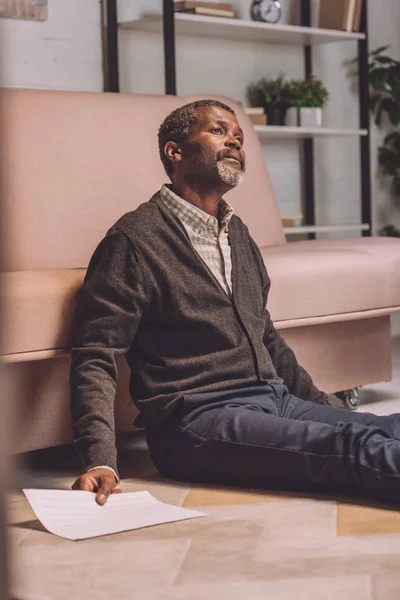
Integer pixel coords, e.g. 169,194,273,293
247,74,292,109
378,131,400,197
247,73,292,109
363,46,400,126
247,74,329,109
370,45,391,56
379,224,400,236
347,45,400,233
286,76,329,108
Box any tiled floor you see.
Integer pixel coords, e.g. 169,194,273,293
6,335,400,600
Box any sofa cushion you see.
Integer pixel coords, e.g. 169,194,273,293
1,89,284,272
263,236,400,322
2,269,85,356
3,235,400,356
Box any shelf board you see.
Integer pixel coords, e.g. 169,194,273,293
120,14,365,45
284,224,371,234
254,126,368,138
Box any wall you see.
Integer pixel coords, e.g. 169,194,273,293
0,0,103,91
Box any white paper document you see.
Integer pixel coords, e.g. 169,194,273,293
23,489,207,541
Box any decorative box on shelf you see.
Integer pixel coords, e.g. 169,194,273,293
174,1,236,19
318,0,364,33
281,214,303,228
287,107,324,128
244,107,267,126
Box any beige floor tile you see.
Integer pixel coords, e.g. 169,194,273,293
253,500,338,546
337,502,400,537
172,503,400,596
6,490,26,503
120,477,190,506
182,484,335,507
11,532,193,599
9,499,400,600
9,592,53,600
247,502,400,560
16,473,75,491
7,525,33,549
10,577,372,600
140,576,372,600
6,499,37,526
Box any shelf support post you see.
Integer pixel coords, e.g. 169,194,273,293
103,0,120,93
300,0,316,241
358,1,372,236
163,0,177,95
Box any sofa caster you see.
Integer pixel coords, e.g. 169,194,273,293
335,388,359,410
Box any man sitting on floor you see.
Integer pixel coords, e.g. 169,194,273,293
71,99,400,507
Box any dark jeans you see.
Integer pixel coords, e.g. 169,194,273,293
146,383,400,506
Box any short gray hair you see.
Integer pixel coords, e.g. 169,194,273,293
158,99,236,178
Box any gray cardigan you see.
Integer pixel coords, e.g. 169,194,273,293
70,191,331,476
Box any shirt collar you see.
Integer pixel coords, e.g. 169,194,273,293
160,184,234,236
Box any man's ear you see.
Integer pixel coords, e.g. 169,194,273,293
164,141,183,164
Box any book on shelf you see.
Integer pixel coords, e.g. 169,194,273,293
318,0,363,32
352,0,364,32
249,114,267,125
281,214,303,228
244,107,264,115
345,0,357,31
174,1,233,11
175,7,235,18
244,107,267,125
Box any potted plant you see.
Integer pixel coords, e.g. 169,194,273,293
286,76,329,127
367,48,400,236
348,45,400,127
378,130,400,196
348,45,400,236
247,73,292,126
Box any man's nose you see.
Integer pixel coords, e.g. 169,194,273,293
225,137,241,150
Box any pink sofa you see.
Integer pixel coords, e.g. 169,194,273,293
2,88,400,454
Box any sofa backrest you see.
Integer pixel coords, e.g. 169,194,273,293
1,88,285,271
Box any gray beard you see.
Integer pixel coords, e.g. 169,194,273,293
216,160,245,187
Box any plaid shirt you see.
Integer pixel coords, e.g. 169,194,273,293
160,184,235,297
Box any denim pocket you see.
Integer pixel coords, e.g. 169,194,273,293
180,399,220,443
178,424,210,449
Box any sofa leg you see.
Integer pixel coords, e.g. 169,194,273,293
335,388,360,411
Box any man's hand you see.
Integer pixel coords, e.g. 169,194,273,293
72,468,121,505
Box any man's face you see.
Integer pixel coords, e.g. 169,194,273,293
180,106,246,188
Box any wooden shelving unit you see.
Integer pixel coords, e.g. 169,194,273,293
107,0,372,240
120,13,366,45
284,224,370,235
254,125,368,138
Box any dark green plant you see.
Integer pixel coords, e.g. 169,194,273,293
378,130,400,196
247,73,292,110
287,76,329,109
348,45,400,126
369,47,400,126
349,46,400,236
378,224,400,237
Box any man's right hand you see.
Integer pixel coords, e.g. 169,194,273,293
72,468,121,505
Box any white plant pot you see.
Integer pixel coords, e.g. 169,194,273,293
286,107,299,127
299,107,323,128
